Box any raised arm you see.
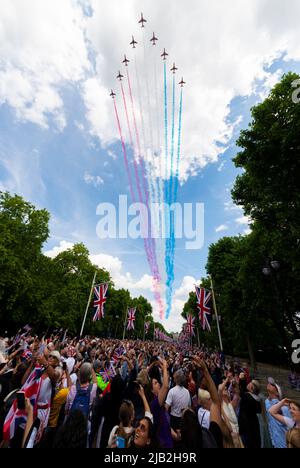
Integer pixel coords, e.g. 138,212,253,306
269,399,291,426
193,357,222,428
158,359,170,407
138,385,151,415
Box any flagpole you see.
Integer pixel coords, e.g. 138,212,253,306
80,270,97,338
197,326,200,349
122,307,127,341
210,275,223,352
143,318,146,342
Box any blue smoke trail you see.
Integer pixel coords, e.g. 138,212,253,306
166,88,183,320
169,74,176,205
163,61,172,319
163,62,168,203
165,74,176,319
173,88,183,204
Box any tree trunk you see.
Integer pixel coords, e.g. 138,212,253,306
247,334,257,373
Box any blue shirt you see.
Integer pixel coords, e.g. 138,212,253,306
265,399,291,449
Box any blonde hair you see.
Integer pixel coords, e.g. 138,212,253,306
198,389,211,401
286,428,300,449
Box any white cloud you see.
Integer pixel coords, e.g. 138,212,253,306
84,172,104,188
236,216,251,226
0,0,90,129
0,143,46,201
153,276,201,332
82,0,300,182
2,1,300,181
217,162,226,173
44,240,75,259
224,201,243,212
216,224,229,233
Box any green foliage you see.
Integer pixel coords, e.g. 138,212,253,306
182,73,300,364
0,192,164,338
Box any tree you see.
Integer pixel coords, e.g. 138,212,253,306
0,192,50,330
232,72,300,343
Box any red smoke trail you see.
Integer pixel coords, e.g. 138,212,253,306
113,99,135,203
120,81,143,205
126,68,149,205
113,98,154,275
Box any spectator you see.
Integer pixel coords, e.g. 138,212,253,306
198,389,211,430
165,370,191,431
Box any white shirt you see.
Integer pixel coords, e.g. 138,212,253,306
166,386,191,418
198,408,210,430
284,417,296,430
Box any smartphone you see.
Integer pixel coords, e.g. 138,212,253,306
38,344,46,356
62,362,67,371
16,392,26,411
24,418,41,449
116,436,126,449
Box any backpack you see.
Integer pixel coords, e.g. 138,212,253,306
70,383,93,419
115,426,134,449
201,428,218,448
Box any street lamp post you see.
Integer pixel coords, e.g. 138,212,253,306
263,258,299,339
262,258,291,359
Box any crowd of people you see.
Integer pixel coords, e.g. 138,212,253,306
289,372,300,392
0,329,299,449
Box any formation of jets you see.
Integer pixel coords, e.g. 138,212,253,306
110,14,186,98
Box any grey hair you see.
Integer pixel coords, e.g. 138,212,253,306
79,363,92,384
174,370,187,387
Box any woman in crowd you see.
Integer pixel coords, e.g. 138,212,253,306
269,399,300,449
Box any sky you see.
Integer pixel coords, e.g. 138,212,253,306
1,0,300,332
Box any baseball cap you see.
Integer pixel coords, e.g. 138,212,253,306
49,351,61,362
268,377,282,400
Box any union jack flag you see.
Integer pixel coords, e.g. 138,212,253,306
145,322,150,334
186,314,196,336
127,308,136,330
3,366,43,441
195,286,212,332
93,283,109,321
100,364,116,383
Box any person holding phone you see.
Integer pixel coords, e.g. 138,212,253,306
269,399,300,448
107,400,135,448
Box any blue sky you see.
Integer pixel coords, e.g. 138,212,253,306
1,0,300,331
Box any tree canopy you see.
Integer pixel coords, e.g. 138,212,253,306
0,192,170,339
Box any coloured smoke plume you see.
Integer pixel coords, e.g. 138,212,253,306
111,13,185,320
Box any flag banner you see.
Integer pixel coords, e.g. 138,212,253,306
195,286,213,332
145,322,150,334
127,308,136,330
3,366,43,441
100,363,116,383
93,283,109,321
186,314,195,336
154,328,172,342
